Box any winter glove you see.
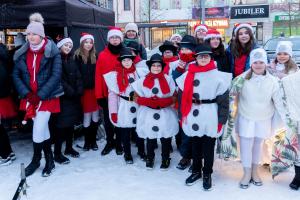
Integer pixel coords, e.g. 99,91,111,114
27,93,41,106
217,123,223,133
111,113,118,123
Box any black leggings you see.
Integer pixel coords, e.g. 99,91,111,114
0,124,13,158
146,137,172,160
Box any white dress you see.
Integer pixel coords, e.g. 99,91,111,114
176,69,232,138
131,74,179,139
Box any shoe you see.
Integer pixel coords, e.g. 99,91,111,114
91,143,99,151
137,152,146,161
42,140,55,177
101,142,114,156
185,172,202,186
203,173,212,191
188,165,193,173
289,165,300,190
124,154,133,164
25,142,42,177
176,158,191,170
64,148,80,158
239,167,251,189
54,154,70,165
146,158,154,169
8,152,16,161
0,157,12,166
160,158,171,170
116,146,124,155
251,164,263,186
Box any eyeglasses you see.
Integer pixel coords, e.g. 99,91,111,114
196,54,210,60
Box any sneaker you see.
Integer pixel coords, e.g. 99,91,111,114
203,173,212,191
64,148,80,158
54,154,70,165
146,158,154,169
250,179,263,186
137,152,146,161
160,158,171,170
185,172,202,186
101,143,114,156
0,157,12,166
124,154,133,164
8,152,16,161
176,158,191,170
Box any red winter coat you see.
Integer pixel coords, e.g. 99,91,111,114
95,47,119,99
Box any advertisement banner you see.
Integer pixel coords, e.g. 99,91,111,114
192,6,229,19
231,0,268,6
230,5,269,19
270,3,300,12
275,15,300,22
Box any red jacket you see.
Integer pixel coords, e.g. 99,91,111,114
95,47,119,99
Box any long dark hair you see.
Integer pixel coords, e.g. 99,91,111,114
205,38,225,56
231,27,255,58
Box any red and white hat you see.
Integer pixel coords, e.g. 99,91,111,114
194,24,208,33
107,26,123,41
204,29,222,41
234,23,253,35
80,32,94,44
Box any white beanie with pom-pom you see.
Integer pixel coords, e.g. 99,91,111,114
26,13,45,38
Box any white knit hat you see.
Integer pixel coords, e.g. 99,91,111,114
107,26,123,41
169,33,182,41
250,48,268,66
234,23,254,35
276,41,293,57
57,37,73,49
125,23,138,33
80,33,94,44
25,13,45,38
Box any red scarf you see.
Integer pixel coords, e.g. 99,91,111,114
136,96,173,109
115,63,136,94
133,55,142,64
181,60,216,122
163,56,178,74
179,52,195,63
143,72,170,95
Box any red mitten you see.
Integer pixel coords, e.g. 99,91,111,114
27,93,40,106
217,123,223,133
111,113,118,123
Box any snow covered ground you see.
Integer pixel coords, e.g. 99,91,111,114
0,133,298,200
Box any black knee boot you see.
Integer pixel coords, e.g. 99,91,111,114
42,139,55,177
54,128,70,164
65,127,80,158
290,165,300,190
90,121,99,151
83,127,91,151
25,142,43,177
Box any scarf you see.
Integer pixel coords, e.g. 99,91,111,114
163,56,178,74
115,63,136,94
179,52,195,63
29,39,45,52
133,55,142,64
136,96,173,109
143,72,170,95
108,43,123,55
181,60,216,122
123,38,139,46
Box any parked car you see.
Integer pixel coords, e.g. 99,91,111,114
264,36,300,67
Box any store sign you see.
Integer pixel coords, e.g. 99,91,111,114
275,15,300,22
192,7,229,19
189,19,229,29
231,0,268,6
230,5,269,19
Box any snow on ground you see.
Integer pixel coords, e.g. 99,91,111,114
0,133,298,200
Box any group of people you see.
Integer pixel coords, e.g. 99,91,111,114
1,12,300,191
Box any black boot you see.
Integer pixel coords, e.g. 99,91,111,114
146,157,155,169
124,154,133,164
65,129,80,158
90,122,99,151
54,153,70,165
54,128,70,164
177,158,191,170
83,127,91,151
101,141,115,156
25,142,43,177
290,165,300,190
203,173,212,191
42,139,55,177
185,172,202,186
160,158,171,170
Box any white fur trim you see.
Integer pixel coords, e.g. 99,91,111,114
195,25,208,33
276,41,293,57
80,35,94,44
57,38,73,49
204,34,222,41
234,24,253,35
107,29,123,41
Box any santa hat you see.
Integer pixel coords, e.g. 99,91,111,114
107,26,123,41
169,33,182,41
276,41,293,57
204,29,222,41
194,24,208,33
26,13,45,38
80,32,94,44
234,23,254,35
250,48,268,66
57,37,73,49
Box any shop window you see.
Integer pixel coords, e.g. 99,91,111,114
124,0,130,11
170,0,181,9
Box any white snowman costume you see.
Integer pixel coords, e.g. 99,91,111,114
131,74,179,139
176,68,232,138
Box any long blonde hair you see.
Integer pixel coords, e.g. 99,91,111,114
74,41,97,64
274,57,298,74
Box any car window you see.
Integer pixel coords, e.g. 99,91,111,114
264,38,300,51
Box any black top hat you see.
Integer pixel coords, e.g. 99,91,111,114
146,53,166,69
179,35,197,51
194,45,212,56
118,47,135,61
159,40,177,54
126,41,140,54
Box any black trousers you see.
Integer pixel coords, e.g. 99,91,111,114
0,124,13,158
116,127,144,155
179,127,192,159
192,135,216,174
54,127,74,155
98,98,115,144
146,137,171,160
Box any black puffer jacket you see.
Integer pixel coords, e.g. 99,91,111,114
74,55,96,89
212,53,230,73
0,44,11,98
56,54,83,128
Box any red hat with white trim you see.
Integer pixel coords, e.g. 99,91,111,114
107,26,123,41
80,32,94,44
194,24,208,33
204,29,222,41
234,23,253,35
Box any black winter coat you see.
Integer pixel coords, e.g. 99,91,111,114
74,55,96,89
0,44,11,98
12,38,63,100
212,53,230,73
56,54,83,128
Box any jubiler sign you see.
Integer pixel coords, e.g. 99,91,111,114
231,5,269,19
